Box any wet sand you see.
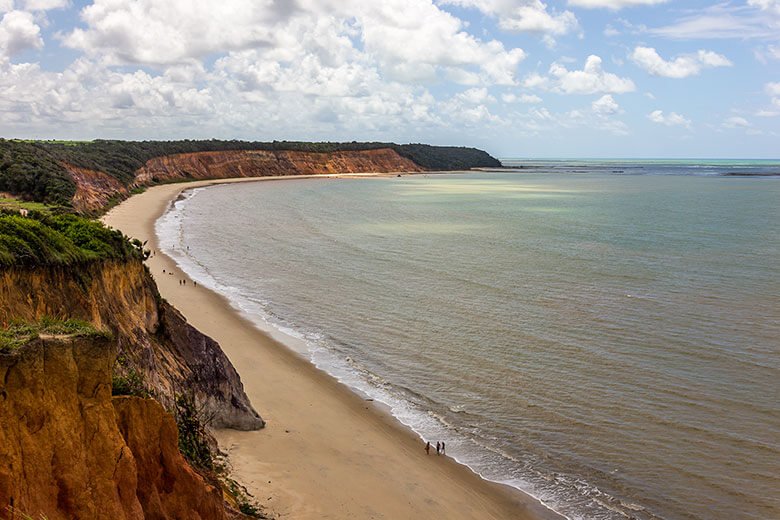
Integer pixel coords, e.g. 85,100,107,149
103,175,560,520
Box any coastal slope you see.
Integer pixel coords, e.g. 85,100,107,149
0,139,502,213
0,213,264,518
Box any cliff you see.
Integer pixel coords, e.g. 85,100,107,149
0,139,502,213
0,260,263,430
133,148,423,187
66,164,129,213
0,335,226,519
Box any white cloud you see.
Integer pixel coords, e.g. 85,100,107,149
64,0,288,65
543,55,636,95
0,10,42,59
511,97,629,135
442,88,502,124
357,1,526,85
592,94,619,114
648,109,691,128
758,82,780,116
630,46,732,78
63,0,526,86
21,0,69,10
722,116,751,128
503,92,543,103
454,87,495,104
569,0,667,10
0,0,13,14
649,2,780,40
747,0,780,16
441,0,578,36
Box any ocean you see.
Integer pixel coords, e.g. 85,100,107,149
157,162,780,520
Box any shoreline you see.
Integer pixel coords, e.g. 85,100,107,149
103,173,563,520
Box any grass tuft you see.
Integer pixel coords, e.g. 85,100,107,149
0,318,108,352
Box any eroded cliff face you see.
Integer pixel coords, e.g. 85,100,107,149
64,164,129,214
0,261,263,430
0,335,226,520
132,148,423,186
63,148,423,212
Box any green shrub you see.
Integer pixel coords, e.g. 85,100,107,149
174,392,214,470
111,367,149,397
0,212,141,267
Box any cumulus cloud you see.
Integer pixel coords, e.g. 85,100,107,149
63,0,289,65
0,0,534,138
630,46,731,78
62,0,526,86
569,0,667,9
442,87,502,125
591,94,619,114
357,1,525,85
0,52,443,139
441,0,578,37
543,55,636,94
648,109,691,128
0,10,42,59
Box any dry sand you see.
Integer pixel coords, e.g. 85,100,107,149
103,175,561,520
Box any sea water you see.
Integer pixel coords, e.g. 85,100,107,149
157,166,780,520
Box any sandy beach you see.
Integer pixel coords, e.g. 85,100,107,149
103,175,560,520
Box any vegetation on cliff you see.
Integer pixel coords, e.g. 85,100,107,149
0,212,144,266
0,138,502,210
0,317,108,352
0,210,266,518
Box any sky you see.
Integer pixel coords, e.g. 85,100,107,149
0,0,778,158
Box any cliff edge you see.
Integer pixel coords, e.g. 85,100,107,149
0,260,263,431
0,335,227,520
0,212,265,518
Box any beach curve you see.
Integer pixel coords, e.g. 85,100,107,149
103,174,563,520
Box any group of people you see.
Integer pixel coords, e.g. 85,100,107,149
425,441,446,456
162,268,197,287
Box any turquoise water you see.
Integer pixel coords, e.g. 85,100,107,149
159,171,780,520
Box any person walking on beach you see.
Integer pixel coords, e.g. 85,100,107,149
436,441,441,455
441,441,446,455
425,441,431,455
